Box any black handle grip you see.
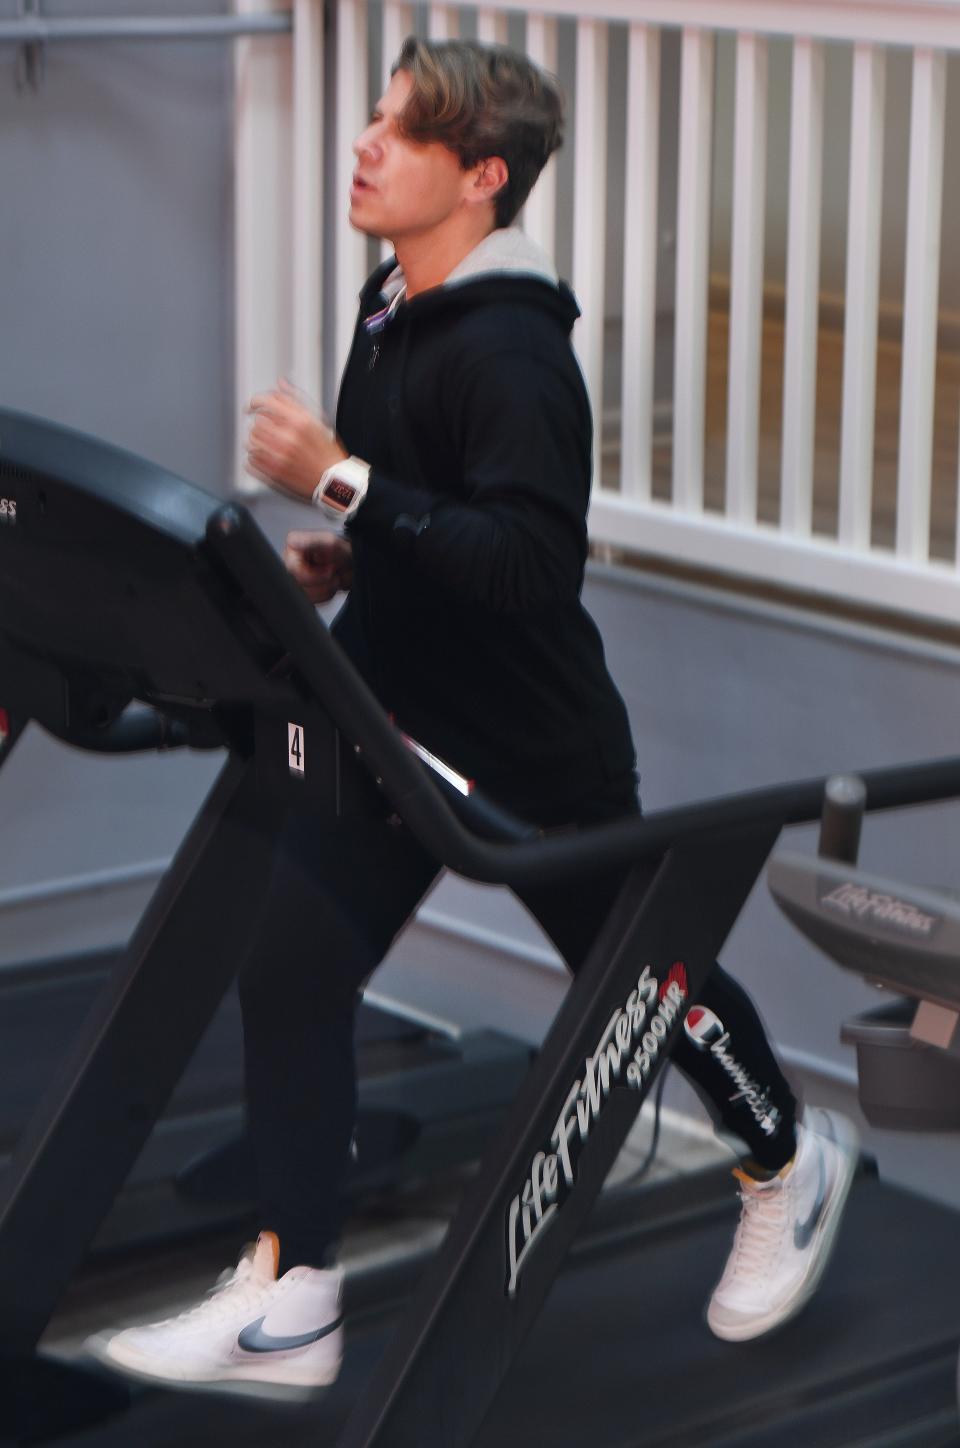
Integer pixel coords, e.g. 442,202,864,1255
818,774,867,864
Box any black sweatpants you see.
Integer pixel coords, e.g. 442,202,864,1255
238,776,798,1273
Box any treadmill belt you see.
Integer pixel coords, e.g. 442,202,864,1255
41,1175,960,1447
0,950,432,1149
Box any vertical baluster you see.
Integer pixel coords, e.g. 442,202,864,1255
477,8,509,45
233,3,257,488
233,0,293,489
427,4,459,40
620,22,660,501
382,0,413,83
292,0,325,406
726,32,768,523
673,26,715,512
336,0,370,378
572,16,609,489
780,38,824,536
838,42,886,549
897,48,946,562
524,13,559,260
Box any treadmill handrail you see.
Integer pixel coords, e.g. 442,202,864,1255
205,505,960,890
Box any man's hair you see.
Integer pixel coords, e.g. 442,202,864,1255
392,37,564,228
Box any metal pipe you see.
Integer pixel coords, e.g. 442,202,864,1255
0,13,293,45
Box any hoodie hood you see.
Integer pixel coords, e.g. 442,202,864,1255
443,226,559,287
361,227,577,336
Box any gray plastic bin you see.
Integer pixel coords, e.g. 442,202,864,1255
841,999,960,1131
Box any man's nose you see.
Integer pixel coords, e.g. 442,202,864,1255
353,127,382,162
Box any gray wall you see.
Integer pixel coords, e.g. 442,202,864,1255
0,0,234,490
0,0,235,948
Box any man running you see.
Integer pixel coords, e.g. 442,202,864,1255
91,36,858,1395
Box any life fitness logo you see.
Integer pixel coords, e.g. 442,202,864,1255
0,498,16,525
505,962,688,1298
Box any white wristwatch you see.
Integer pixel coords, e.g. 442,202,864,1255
312,456,370,522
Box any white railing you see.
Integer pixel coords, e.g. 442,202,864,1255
235,0,960,625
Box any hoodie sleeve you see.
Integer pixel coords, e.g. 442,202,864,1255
348,346,592,615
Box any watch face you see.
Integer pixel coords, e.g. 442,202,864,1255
324,477,358,510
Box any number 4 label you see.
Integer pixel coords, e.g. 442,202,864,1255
288,723,305,775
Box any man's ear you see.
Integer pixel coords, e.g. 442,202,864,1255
468,156,509,209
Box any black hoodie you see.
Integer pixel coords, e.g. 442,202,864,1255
332,239,636,813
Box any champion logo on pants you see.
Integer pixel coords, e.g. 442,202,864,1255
684,1005,725,1049
683,1005,782,1139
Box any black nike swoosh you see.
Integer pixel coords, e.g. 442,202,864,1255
793,1147,828,1249
237,1313,343,1354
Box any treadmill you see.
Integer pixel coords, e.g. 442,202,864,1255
1,408,960,1448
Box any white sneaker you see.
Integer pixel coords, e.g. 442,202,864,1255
86,1232,343,1397
707,1108,859,1342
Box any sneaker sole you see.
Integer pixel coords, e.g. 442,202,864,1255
708,1112,861,1344
85,1334,341,1402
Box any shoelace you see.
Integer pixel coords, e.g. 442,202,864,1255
152,1254,274,1328
727,1181,792,1278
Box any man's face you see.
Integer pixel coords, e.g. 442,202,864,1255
350,69,473,243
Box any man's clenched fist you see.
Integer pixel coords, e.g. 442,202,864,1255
246,379,348,499
284,531,354,605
